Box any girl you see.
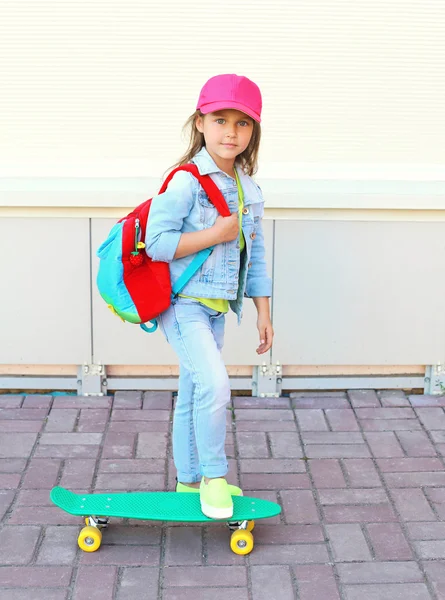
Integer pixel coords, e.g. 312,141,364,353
146,74,273,519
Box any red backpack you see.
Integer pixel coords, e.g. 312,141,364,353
96,164,230,332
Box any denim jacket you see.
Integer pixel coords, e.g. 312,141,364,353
145,147,272,323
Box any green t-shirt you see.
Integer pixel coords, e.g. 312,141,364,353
179,166,245,313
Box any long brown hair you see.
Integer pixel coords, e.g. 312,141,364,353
169,110,261,176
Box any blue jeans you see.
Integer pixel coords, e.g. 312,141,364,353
157,297,230,482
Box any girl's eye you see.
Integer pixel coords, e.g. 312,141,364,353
216,118,225,124
239,121,249,127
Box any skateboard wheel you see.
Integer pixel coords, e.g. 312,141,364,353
230,529,254,555
85,517,89,526
78,526,102,552
246,520,255,532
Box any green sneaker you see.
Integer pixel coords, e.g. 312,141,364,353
176,481,243,497
199,478,234,519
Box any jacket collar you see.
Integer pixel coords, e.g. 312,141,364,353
191,146,222,176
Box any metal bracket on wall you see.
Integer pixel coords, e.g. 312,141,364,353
77,363,107,396
424,364,445,395
252,362,282,398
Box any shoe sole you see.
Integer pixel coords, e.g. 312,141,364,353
200,500,233,520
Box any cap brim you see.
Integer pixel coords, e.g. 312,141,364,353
198,100,261,123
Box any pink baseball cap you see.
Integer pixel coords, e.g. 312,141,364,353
196,74,262,123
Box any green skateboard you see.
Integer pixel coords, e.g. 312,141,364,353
50,486,281,555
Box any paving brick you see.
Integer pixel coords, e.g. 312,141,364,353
295,409,328,431
409,394,445,408
77,409,109,433
236,432,269,458
291,397,349,409
415,408,445,430
16,490,53,507
113,391,143,409
34,445,101,459
0,409,48,420
343,459,381,487
99,459,165,473
144,391,173,409
379,391,410,407
349,390,381,408
0,434,37,458
39,433,102,446
22,459,61,489
0,459,26,473
36,526,79,564
205,526,249,566
44,409,78,432
74,566,117,600
116,567,159,600
319,488,388,505
239,458,306,473
165,526,202,565
326,524,372,561
164,565,247,587
0,472,21,488
0,566,72,587
108,420,170,433
101,525,161,546
235,409,293,421
0,396,23,408
366,523,413,560
361,419,422,431
396,430,437,457
305,444,370,459
407,522,445,540
102,432,136,459
432,431,445,443
79,544,160,566
163,589,249,600
384,472,445,487
232,396,291,409
390,489,435,521
241,473,311,491
424,488,445,519
364,432,404,457
357,407,416,420
95,473,165,491
338,561,422,583
0,526,41,564
0,590,68,600
309,459,346,488
281,490,319,523
59,459,96,489
22,395,52,409
414,541,445,559
0,421,43,433
295,564,340,600
323,504,397,523
8,506,79,525
136,432,169,458
269,432,303,458
249,543,329,564
251,565,294,600
110,409,170,421
325,409,360,431
52,395,112,409
423,561,445,600
302,432,364,445
235,420,296,432
254,524,324,544
377,458,443,472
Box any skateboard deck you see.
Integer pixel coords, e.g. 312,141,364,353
50,486,281,555
50,486,281,522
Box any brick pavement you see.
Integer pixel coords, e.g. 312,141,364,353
1,390,445,598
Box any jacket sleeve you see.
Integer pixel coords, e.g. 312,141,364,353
245,215,273,297
145,170,197,263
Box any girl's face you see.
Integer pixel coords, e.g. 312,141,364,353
196,109,254,175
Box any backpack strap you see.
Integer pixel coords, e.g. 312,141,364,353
159,164,231,217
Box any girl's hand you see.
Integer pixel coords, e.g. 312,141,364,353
256,316,274,354
212,213,239,243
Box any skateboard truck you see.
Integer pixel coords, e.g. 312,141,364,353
85,515,109,529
